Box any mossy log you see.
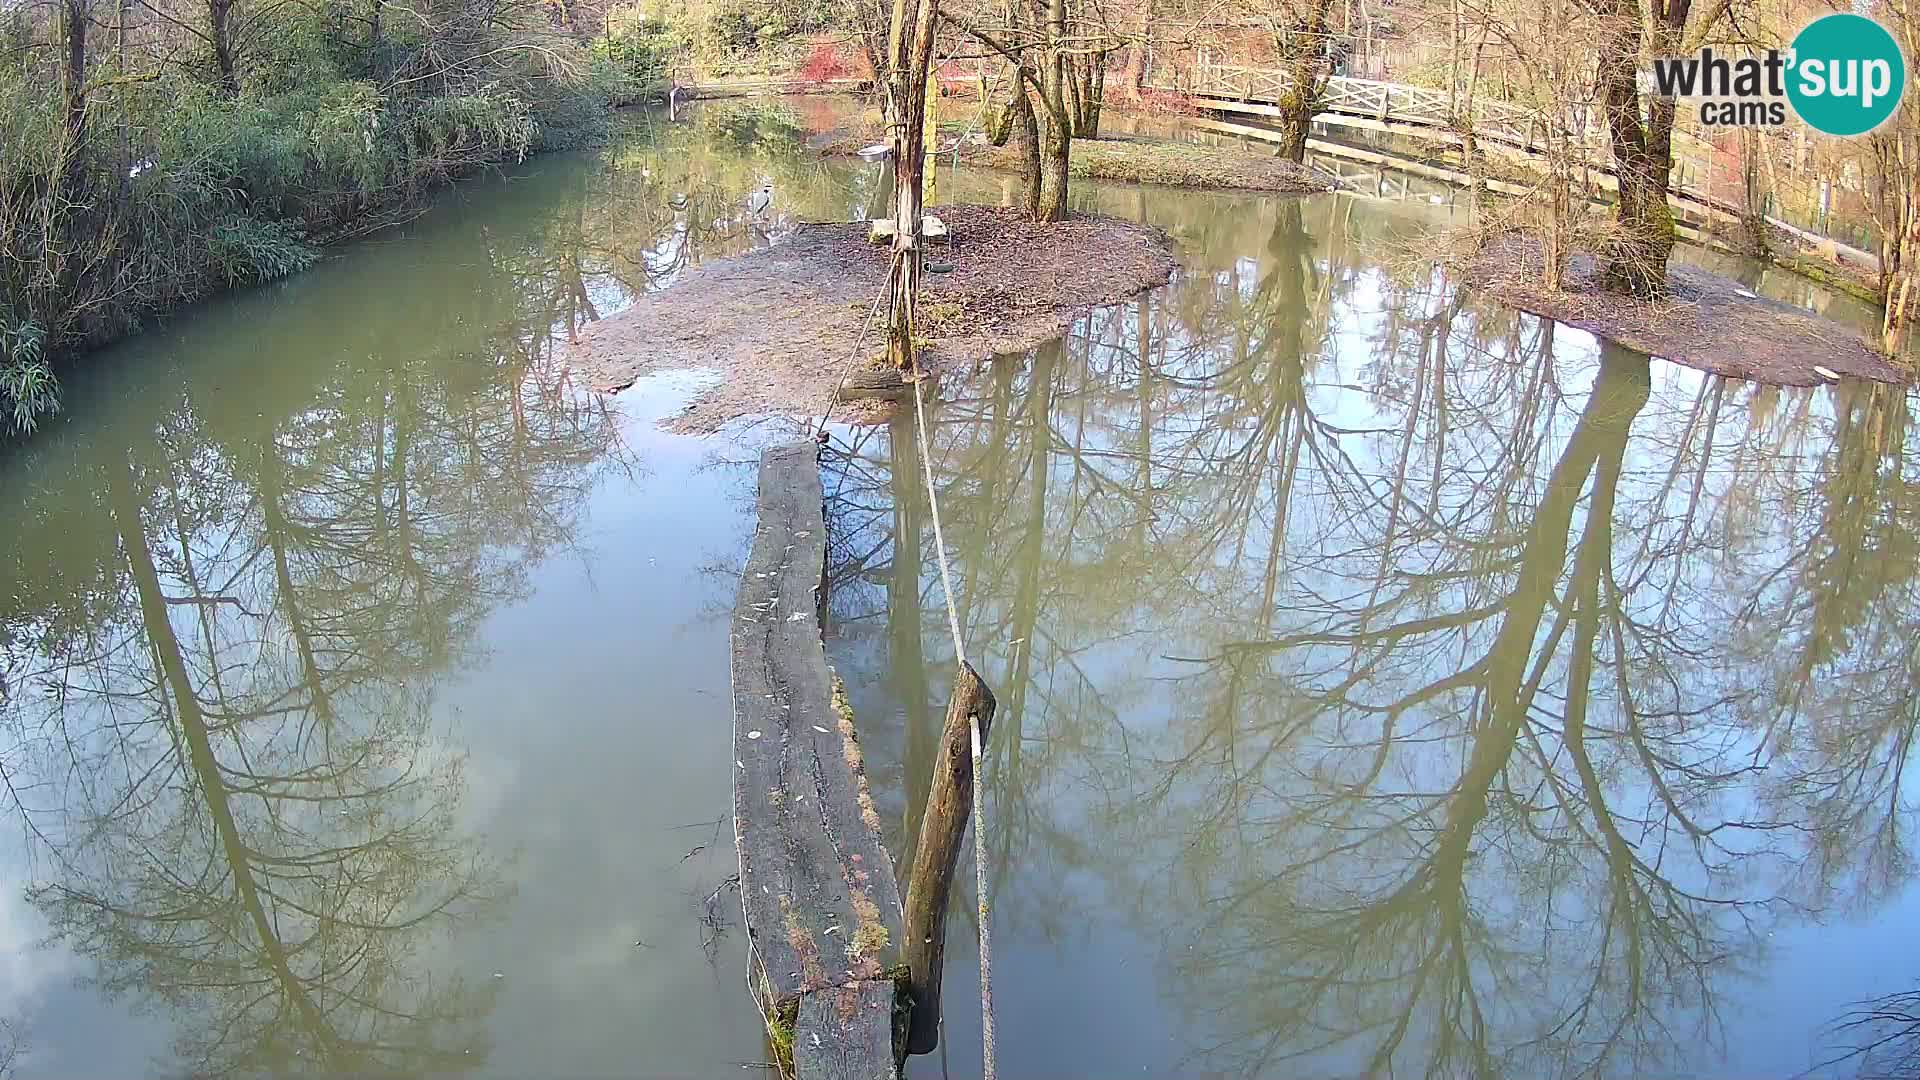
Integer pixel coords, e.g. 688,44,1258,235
733,443,906,1078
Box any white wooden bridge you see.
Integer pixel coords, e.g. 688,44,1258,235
1153,62,1870,268
1166,62,1579,153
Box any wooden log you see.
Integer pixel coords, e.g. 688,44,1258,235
732,443,905,1077
900,661,997,1056
796,980,900,1080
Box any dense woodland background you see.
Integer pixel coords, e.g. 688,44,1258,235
4,0,1919,436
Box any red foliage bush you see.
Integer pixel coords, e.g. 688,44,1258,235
800,42,849,83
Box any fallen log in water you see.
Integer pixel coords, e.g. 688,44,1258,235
732,442,905,1079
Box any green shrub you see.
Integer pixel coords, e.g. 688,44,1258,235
0,0,622,439
0,321,55,436
595,5,685,86
208,215,317,285
537,57,639,146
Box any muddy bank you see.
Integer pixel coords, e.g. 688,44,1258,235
567,204,1177,430
1464,232,1907,386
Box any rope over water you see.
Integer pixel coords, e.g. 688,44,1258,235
813,239,996,1080
909,372,995,1080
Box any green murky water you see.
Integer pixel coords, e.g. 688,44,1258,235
825,189,1920,1077
0,99,1913,1079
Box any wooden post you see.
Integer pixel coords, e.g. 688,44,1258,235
900,660,996,1056
885,0,940,371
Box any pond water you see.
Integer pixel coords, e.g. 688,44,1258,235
0,98,1913,1079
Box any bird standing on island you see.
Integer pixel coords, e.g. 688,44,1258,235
746,182,773,218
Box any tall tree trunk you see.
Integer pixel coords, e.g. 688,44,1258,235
1076,55,1103,136
1036,110,1069,221
1885,154,1920,354
62,0,89,149
1595,2,1683,297
1012,80,1041,215
39,0,93,338
1063,53,1084,135
1031,0,1070,219
884,0,939,368
1120,0,1151,92
1872,136,1904,301
209,0,239,95
1273,0,1337,163
1739,128,1771,257
1458,21,1490,218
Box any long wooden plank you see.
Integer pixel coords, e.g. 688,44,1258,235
732,443,904,1076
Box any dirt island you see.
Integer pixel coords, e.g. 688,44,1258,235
566,204,1178,431
1464,231,1910,387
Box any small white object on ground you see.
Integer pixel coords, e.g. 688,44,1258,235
1736,287,1758,298
856,143,891,160
1812,364,1842,382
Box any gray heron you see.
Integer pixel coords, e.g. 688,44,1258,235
746,182,773,218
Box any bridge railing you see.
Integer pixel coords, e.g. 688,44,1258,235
1152,61,1877,270
1163,63,1602,152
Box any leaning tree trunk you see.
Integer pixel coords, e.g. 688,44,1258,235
1595,11,1677,296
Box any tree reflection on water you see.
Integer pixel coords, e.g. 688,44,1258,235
0,170,636,1076
825,190,1920,1078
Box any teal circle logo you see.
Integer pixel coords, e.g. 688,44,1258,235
1787,13,1906,136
